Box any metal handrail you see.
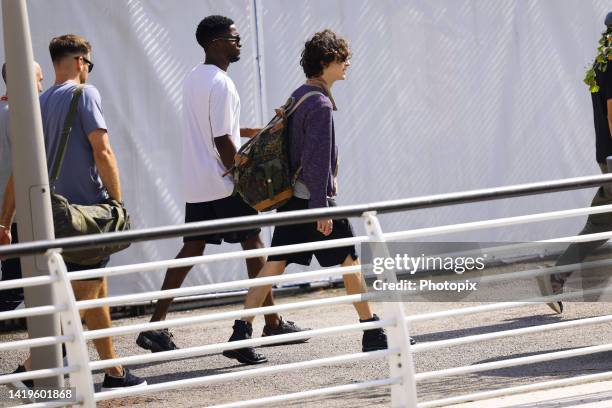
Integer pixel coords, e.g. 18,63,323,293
1,173,611,258
93,349,396,401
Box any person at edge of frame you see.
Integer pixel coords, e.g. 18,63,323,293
0,61,43,312
538,11,612,314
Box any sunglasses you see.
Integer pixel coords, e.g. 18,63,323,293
74,56,94,73
212,35,241,44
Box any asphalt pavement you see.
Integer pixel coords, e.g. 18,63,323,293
1,284,611,407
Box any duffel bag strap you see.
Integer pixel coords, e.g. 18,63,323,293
49,84,85,184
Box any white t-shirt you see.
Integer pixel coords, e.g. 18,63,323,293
182,64,241,203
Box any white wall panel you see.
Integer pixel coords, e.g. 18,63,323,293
0,1,609,294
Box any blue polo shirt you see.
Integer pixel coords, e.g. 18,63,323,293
40,81,108,205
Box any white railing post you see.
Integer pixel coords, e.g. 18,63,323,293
48,250,95,407
362,212,418,408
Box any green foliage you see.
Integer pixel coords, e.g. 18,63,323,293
585,31,612,93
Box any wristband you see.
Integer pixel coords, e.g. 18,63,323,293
0,224,8,230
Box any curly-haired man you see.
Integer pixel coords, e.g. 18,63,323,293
223,29,411,366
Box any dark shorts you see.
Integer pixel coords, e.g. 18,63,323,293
184,194,261,244
268,197,358,267
0,223,23,301
66,257,109,281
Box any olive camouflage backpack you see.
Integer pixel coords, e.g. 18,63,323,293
231,91,322,212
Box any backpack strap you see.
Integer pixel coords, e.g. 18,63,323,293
285,91,324,185
49,84,85,184
286,91,324,117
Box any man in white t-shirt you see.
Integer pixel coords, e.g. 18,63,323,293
137,15,308,363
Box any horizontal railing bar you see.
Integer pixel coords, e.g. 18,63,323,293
66,203,612,281
0,275,56,291
542,229,612,243
412,314,612,353
0,335,72,352
0,366,76,385
406,302,533,322
476,260,610,285
417,370,612,408
397,261,611,305
0,304,66,321
437,258,612,288
68,203,612,282
86,281,605,342
94,348,395,401
386,203,612,240
77,265,361,310
405,285,610,323
17,400,83,408
415,343,612,381
89,319,393,370
2,173,612,258
207,377,401,408
68,237,366,280
84,293,370,340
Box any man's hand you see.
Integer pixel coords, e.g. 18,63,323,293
0,226,11,245
215,135,238,170
317,219,333,236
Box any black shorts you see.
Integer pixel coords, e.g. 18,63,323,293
0,223,23,301
268,197,358,267
184,194,260,244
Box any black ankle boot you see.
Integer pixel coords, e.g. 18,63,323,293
360,314,388,352
222,320,268,365
360,314,416,351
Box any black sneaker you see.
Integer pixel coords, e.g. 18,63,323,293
261,316,311,345
360,314,416,351
0,299,23,312
223,320,268,365
361,314,388,352
136,329,179,353
101,368,147,391
10,365,33,390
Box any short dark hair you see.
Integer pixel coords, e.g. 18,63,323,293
49,34,91,63
1,63,5,84
195,15,234,49
300,29,351,78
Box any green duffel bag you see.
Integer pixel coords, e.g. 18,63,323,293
51,193,130,265
49,85,131,266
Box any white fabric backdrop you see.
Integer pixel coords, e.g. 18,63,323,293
0,0,610,295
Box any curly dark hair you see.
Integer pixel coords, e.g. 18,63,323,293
196,15,234,49
300,29,351,78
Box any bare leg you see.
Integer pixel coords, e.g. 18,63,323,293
72,278,123,377
341,256,374,320
241,261,287,324
240,235,280,327
150,241,205,322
